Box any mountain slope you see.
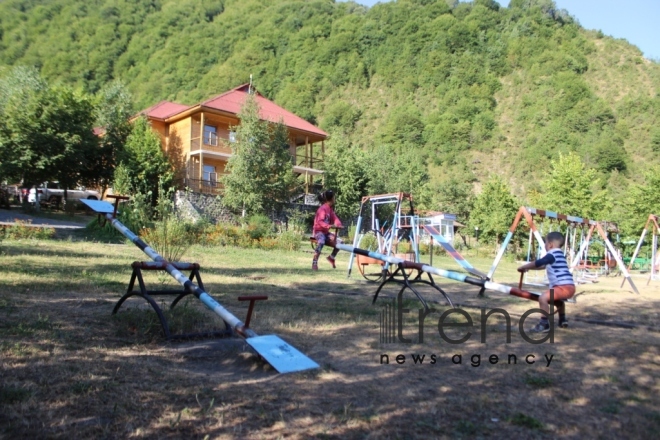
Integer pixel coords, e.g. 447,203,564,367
1,0,659,207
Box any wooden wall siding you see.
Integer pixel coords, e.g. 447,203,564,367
170,118,192,154
150,120,168,148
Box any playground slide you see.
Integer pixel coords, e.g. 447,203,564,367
423,225,489,279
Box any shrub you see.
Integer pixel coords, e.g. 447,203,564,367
243,214,273,240
201,220,302,251
140,217,193,262
276,230,302,251
85,217,124,241
204,223,242,247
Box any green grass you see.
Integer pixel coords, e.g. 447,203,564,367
509,413,544,430
0,386,32,404
524,374,553,388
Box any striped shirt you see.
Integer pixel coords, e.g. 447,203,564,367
535,248,574,287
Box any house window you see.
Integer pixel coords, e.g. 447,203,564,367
203,165,217,186
441,219,454,242
204,125,217,146
229,130,236,143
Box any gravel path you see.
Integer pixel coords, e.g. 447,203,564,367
0,208,88,229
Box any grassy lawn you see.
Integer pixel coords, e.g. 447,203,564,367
1,237,659,438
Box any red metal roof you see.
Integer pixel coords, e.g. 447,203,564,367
136,85,327,137
139,101,191,120
201,84,327,137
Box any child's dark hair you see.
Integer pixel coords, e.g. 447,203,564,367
318,189,334,203
546,231,565,247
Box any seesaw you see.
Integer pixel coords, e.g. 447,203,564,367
422,224,488,279
327,239,543,309
81,197,318,374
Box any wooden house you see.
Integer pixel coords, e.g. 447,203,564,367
136,84,327,197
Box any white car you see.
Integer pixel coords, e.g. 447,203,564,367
38,181,101,207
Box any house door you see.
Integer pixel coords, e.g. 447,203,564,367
204,125,217,146
203,165,217,187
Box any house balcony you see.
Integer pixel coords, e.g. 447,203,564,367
181,177,225,196
190,132,233,157
187,113,325,196
179,168,227,196
190,132,324,175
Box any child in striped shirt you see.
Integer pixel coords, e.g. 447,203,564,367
517,231,576,333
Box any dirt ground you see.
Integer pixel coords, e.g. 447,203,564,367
1,239,659,439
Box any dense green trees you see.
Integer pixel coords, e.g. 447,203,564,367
0,67,97,197
0,0,659,239
322,132,370,220
93,81,134,194
114,116,174,206
538,152,609,219
622,168,660,236
468,176,519,246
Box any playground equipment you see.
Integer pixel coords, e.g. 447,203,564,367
627,214,660,285
486,206,638,294
347,194,487,283
81,197,318,374
347,193,420,282
421,223,488,279
329,239,545,310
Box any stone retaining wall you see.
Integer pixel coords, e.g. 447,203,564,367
174,190,318,226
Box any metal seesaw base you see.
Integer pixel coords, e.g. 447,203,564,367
371,262,455,311
113,261,231,340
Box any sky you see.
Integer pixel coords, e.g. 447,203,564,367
340,0,660,60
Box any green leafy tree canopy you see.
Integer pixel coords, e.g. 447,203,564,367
222,93,295,216
116,116,174,205
539,151,610,219
469,176,519,245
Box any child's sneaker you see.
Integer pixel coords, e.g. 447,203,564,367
530,322,550,333
312,262,318,271
559,318,569,328
326,256,336,269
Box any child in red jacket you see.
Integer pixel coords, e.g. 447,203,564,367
312,190,343,271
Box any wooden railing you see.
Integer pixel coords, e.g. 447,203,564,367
190,136,233,155
180,178,224,196
295,155,323,170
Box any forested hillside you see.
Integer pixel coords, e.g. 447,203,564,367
1,0,659,234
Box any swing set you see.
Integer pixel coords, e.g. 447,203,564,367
627,214,660,285
347,193,420,283
346,193,486,283
486,206,639,294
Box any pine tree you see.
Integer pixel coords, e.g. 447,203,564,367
222,93,295,216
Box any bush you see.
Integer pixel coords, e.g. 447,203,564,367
276,230,302,251
140,217,193,262
242,214,273,240
202,220,302,252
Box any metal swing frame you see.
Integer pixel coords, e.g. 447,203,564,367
626,214,660,285
347,193,420,282
486,206,638,294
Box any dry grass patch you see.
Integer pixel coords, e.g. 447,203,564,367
1,239,660,438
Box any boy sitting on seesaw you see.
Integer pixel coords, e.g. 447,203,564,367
517,231,576,333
